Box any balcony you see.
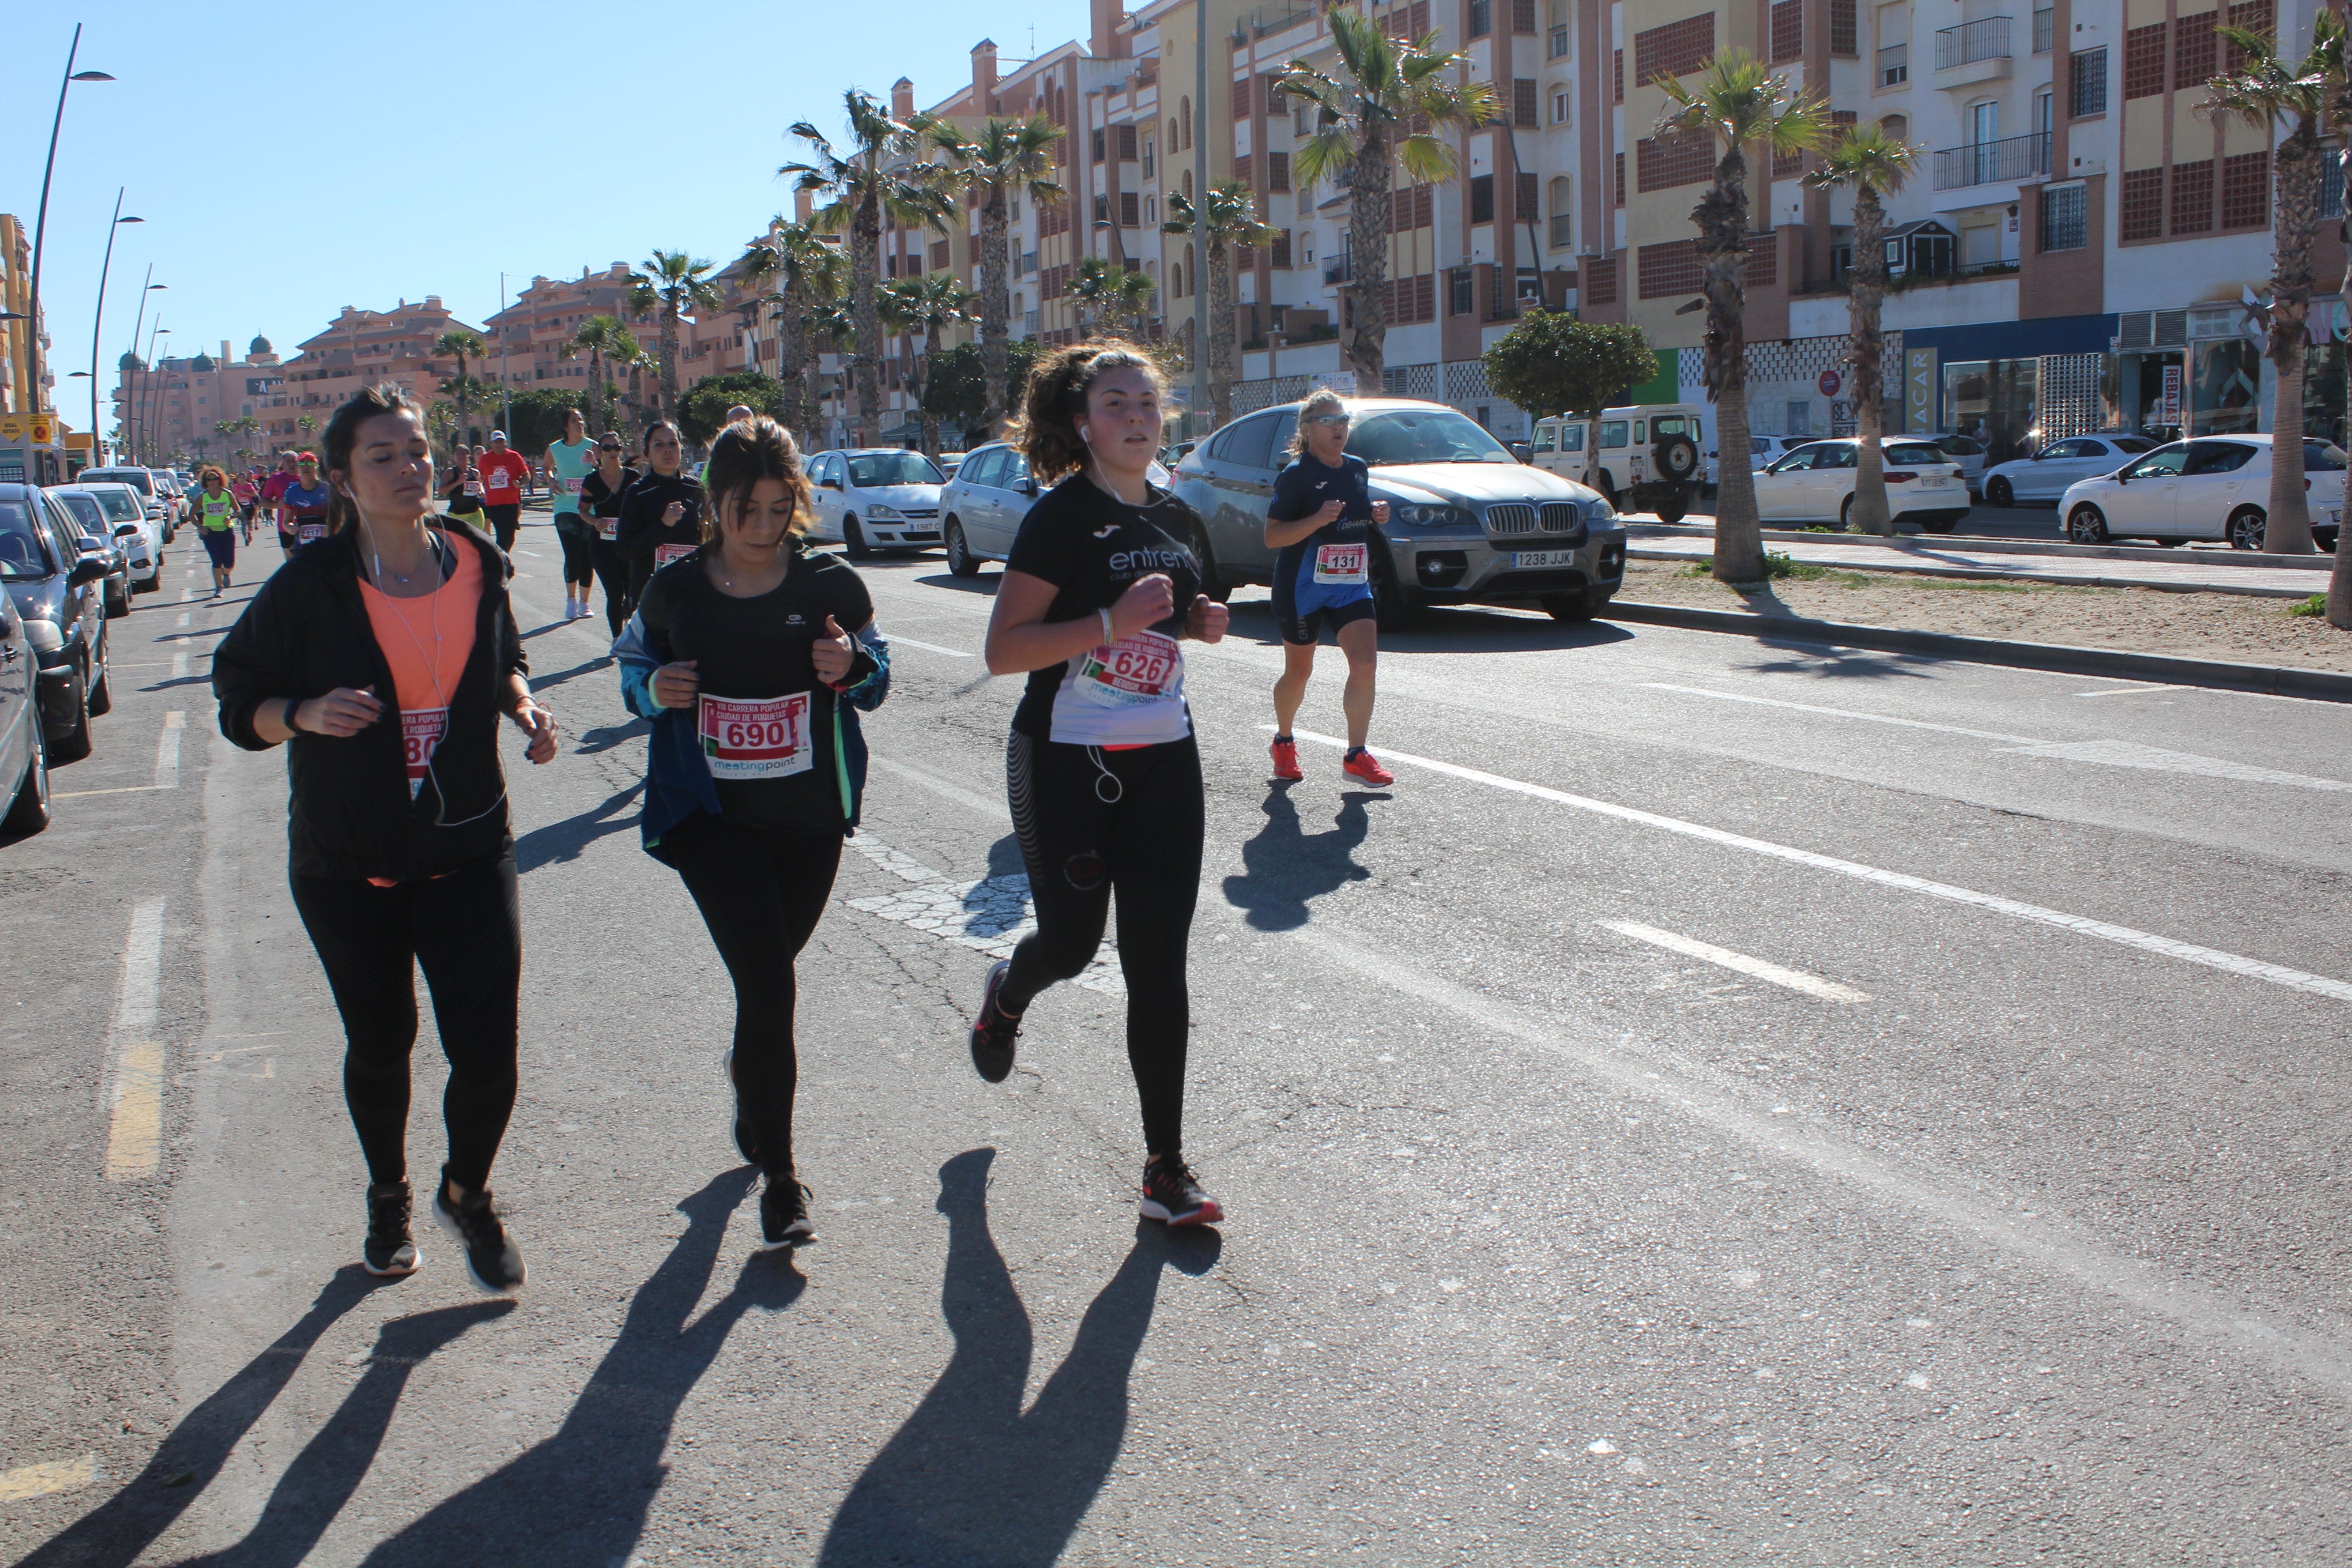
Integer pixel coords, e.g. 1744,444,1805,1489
1323,252,1355,284
1933,16,2013,86
2033,6,2054,52
1931,130,2049,190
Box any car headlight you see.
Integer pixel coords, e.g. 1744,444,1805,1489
1581,495,1618,523
865,504,902,522
22,617,64,653
1387,502,1475,530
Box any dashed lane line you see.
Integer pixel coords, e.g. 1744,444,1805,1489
1602,920,1870,1002
154,710,184,789
103,898,169,1181
886,635,973,658
1281,727,2352,1006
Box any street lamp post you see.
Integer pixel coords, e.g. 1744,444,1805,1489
88,192,142,463
142,323,169,466
122,273,163,461
27,22,116,417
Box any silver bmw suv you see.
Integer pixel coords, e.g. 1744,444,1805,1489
1171,398,1627,623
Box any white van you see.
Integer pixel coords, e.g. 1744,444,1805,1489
1529,404,1709,522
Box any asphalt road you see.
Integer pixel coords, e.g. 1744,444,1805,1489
1668,493,2210,545
5,517,2350,1566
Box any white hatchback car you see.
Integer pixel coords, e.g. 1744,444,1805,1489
2058,434,2344,550
805,448,947,557
1750,438,1972,532
1980,434,2161,507
51,482,161,596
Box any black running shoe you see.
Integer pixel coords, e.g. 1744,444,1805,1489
758,1177,815,1251
1139,1156,1223,1228
432,1179,526,1294
362,1181,420,1277
969,960,1022,1083
724,1049,762,1166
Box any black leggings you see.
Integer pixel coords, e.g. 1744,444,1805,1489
555,519,595,587
289,855,521,1193
483,503,519,552
1001,730,1204,1158
664,812,843,1181
588,536,631,633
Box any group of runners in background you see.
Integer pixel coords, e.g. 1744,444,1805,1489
210,347,1392,1285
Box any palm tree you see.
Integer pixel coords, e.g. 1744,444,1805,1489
433,329,492,451
295,414,316,445
628,251,724,424
438,374,505,457
557,314,637,433
783,89,955,446
921,114,1064,438
1073,257,1158,338
881,271,978,456
1164,183,1279,429
806,297,858,446
1280,5,1498,393
738,220,845,444
1654,52,1830,583
1805,125,1916,536
2206,12,2341,557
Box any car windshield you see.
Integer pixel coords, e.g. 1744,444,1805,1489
0,501,52,579
1345,408,1517,466
847,453,944,487
55,493,106,532
2302,441,2349,472
2110,436,2158,453
87,470,153,495
79,488,141,521
1886,443,1949,466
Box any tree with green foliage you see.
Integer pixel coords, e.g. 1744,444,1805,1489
681,370,789,445
923,338,1043,443
882,272,977,457
434,329,495,451
1072,257,1156,338
628,251,724,423
1806,125,1917,535
557,315,637,434
502,388,589,456
1164,182,1278,429
921,113,1066,437
738,220,844,443
1482,313,1658,422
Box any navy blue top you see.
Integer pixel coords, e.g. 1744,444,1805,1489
1268,451,1375,602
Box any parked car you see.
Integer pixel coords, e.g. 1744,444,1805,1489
0,565,50,834
1981,433,2159,506
1748,435,1811,472
53,481,161,598
1919,433,1991,496
936,453,968,483
0,483,111,764
1528,404,1708,522
77,465,176,540
2058,434,2344,550
1750,438,1972,532
940,446,1177,577
804,448,947,556
1167,397,1627,624
46,489,136,617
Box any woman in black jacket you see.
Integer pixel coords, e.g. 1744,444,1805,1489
612,419,703,605
213,382,559,1294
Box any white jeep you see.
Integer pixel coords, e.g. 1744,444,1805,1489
1529,404,1708,523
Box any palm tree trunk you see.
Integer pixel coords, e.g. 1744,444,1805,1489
1696,149,1766,582
779,289,812,442
919,323,943,457
852,195,884,447
659,307,681,423
1347,138,1393,395
1208,242,1236,429
980,193,1011,438
2266,124,2321,553
1847,186,1893,535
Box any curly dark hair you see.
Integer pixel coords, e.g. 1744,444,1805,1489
1011,341,1169,484
321,382,425,536
700,415,812,540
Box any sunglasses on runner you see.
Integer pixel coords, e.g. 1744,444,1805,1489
1305,414,1352,427
596,443,623,452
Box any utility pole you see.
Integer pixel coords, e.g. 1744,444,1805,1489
499,271,514,433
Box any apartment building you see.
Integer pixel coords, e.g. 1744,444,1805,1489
112,336,288,466
480,265,639,396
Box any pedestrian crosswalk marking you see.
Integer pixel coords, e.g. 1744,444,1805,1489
844,835,1122,994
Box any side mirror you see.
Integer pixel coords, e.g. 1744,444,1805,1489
819,477,841,490
2114,469,2130,485
1015,477,1040,497
114,523,142,536
68,557,109,587
1509,441,1533,463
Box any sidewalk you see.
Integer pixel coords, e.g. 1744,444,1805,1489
1623,525,2336,598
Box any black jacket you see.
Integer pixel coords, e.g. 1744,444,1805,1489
613,469,704,575
213,523,527,880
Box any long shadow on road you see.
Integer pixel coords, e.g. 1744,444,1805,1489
355,1168,796,1566
1221,787,1376,931
817,1148,1218,1568
514,781,646,873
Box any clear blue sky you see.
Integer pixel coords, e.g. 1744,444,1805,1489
7,0,1081,431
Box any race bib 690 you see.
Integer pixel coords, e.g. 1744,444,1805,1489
698,691,813,780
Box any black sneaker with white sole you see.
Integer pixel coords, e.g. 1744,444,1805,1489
432,1179,525,1294
759,1177,815,1251
1139,1156,1223,1228
362,1181,420,1277
968,960,1022,1083
724,1048,762,1166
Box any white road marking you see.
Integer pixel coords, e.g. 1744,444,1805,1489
517,549,545,557
1603,921,1870,1002
171,651,188,679
885,634,973,658
843,834,1122,994
154,710,184,789
179,587,195,601
176,612,189,628
1283,728,2352,1006
0,1454,99,1502
1642,683,2351,793
54,783,168,798
104,898,169,1181
2075,683,2188,698
869,754,1007,821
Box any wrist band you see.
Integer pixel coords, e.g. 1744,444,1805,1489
1099,607,1115,645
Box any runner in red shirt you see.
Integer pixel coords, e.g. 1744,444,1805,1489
476,432,531,552
259,451,302,559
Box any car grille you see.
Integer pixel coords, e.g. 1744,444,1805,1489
1484,503,1586,541
1486,504,1537,536
897,506,940,519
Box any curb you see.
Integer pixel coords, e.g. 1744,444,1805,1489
1623,522,2338,572
1603,600,2352,703
1623,546,2319,599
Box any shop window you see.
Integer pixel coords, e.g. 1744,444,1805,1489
2190,338,2259,435
1943,359,2039,463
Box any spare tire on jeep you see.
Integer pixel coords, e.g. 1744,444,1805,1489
1652,431,1700,484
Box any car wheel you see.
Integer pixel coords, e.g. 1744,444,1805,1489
2065,504,2109,544
2317,527,2338,553
1916,514,1959,534
843,516,872,559
1371,555,1418,632
1190,521,1232,604
52,680,93,764
2154,537,2185,548
87,660,113,718
1654,489,1689,525
1839,495,1855,532
1987,476,2014,508
1596,473,1620,514
105,577,131,618
1539,589,1606,623
944,520,980,578
3,721,51,836
2227,506,2266,551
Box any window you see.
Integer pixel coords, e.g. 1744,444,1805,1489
1232,76,1253,119
1471,174,1495,223
2124,22,2167,98
1771,0,1802,62
2040,181,2086,251
1561,423,1585,452
1450,266,1475,314
1142,135,1155,177
1637,239,1703,297
1513,0,1537,32
2222,150,2270,229
1584,254,1619,303
1179,99,1192,148
1548,175,1574,247
2183,440,2257,474
1532,423,1556,453
1552,86,1571,123
2120,167,2163,241
1120,191,1141,227
1614,48,1624,102
1267,150,1291,191
2172,159,2214,233
1638,132,1715,191
1831,0,1857,56
1880,42,1908,84
1616,150,1626,205
2070,46,2108,116
1634,14,1716,79
2174,11,2217,88
1092,128,1106,163
1517,170,1539,217
1208,414,1278,468
1271,229,1292,268
1118,124,1138,161
1599,421,1629,448
1880,113,1908,140
1514,78,1539,126
1235,153,1253,189
1469,0,1491,36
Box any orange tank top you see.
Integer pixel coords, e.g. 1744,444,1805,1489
358,533,482,800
